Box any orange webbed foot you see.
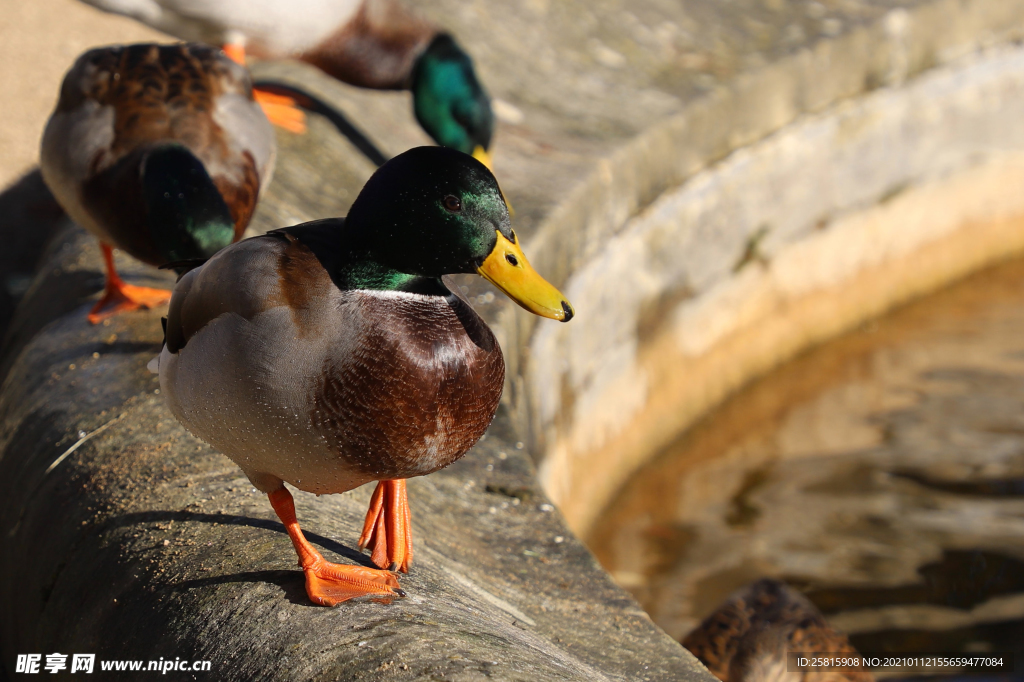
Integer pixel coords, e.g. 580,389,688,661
359,479,413,573
222,42,307,134
254,88,307,134
268,486,405,606
87,282,172,324
89,243,172,324
304,557,404,606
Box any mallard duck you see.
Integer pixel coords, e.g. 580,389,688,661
40,43,275,324
78,0,496,166
153,146,572,604
683,579,874,682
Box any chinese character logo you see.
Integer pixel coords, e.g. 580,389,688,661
71,654,95,673
16,654,41,674
16,653,95,674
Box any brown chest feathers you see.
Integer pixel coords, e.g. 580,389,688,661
310,290,504,480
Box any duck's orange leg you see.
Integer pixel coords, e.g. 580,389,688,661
223,42,307,134
268,487,404,606
359,479,413,573
87,243,172,324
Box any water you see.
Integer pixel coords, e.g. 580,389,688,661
589,255,1024,669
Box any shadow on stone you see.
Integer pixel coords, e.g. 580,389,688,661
103,509,375,567
171,570,315,608
0,169,65,339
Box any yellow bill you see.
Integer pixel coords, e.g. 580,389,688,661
477,230,574,322
473,145,514,217
472,145,494,171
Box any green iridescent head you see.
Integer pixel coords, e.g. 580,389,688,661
142,144,235,268
344,147,573,321
346,146,505,275
410,34,494,154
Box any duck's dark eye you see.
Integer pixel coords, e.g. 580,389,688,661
443,195,462,212
505,253,519,266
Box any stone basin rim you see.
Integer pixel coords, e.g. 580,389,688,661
505,0,1024,537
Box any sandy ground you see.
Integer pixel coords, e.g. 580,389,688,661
0,0,169,191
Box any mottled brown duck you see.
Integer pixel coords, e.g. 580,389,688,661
40,43,275,323
153,146,573,604
684,579,874,682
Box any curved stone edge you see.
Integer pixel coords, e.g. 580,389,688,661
516,0,1024,294
502,0,1024,535
0,225,713,680
560,160,1024,535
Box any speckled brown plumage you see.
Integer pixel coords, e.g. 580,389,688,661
70,44,241,162
41,42,274,267
683,579,874,682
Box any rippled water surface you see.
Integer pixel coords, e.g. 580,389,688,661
589,256,1024,668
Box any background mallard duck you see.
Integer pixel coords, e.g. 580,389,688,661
77,0,496,167
154,146,572,604
40,42,275,323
